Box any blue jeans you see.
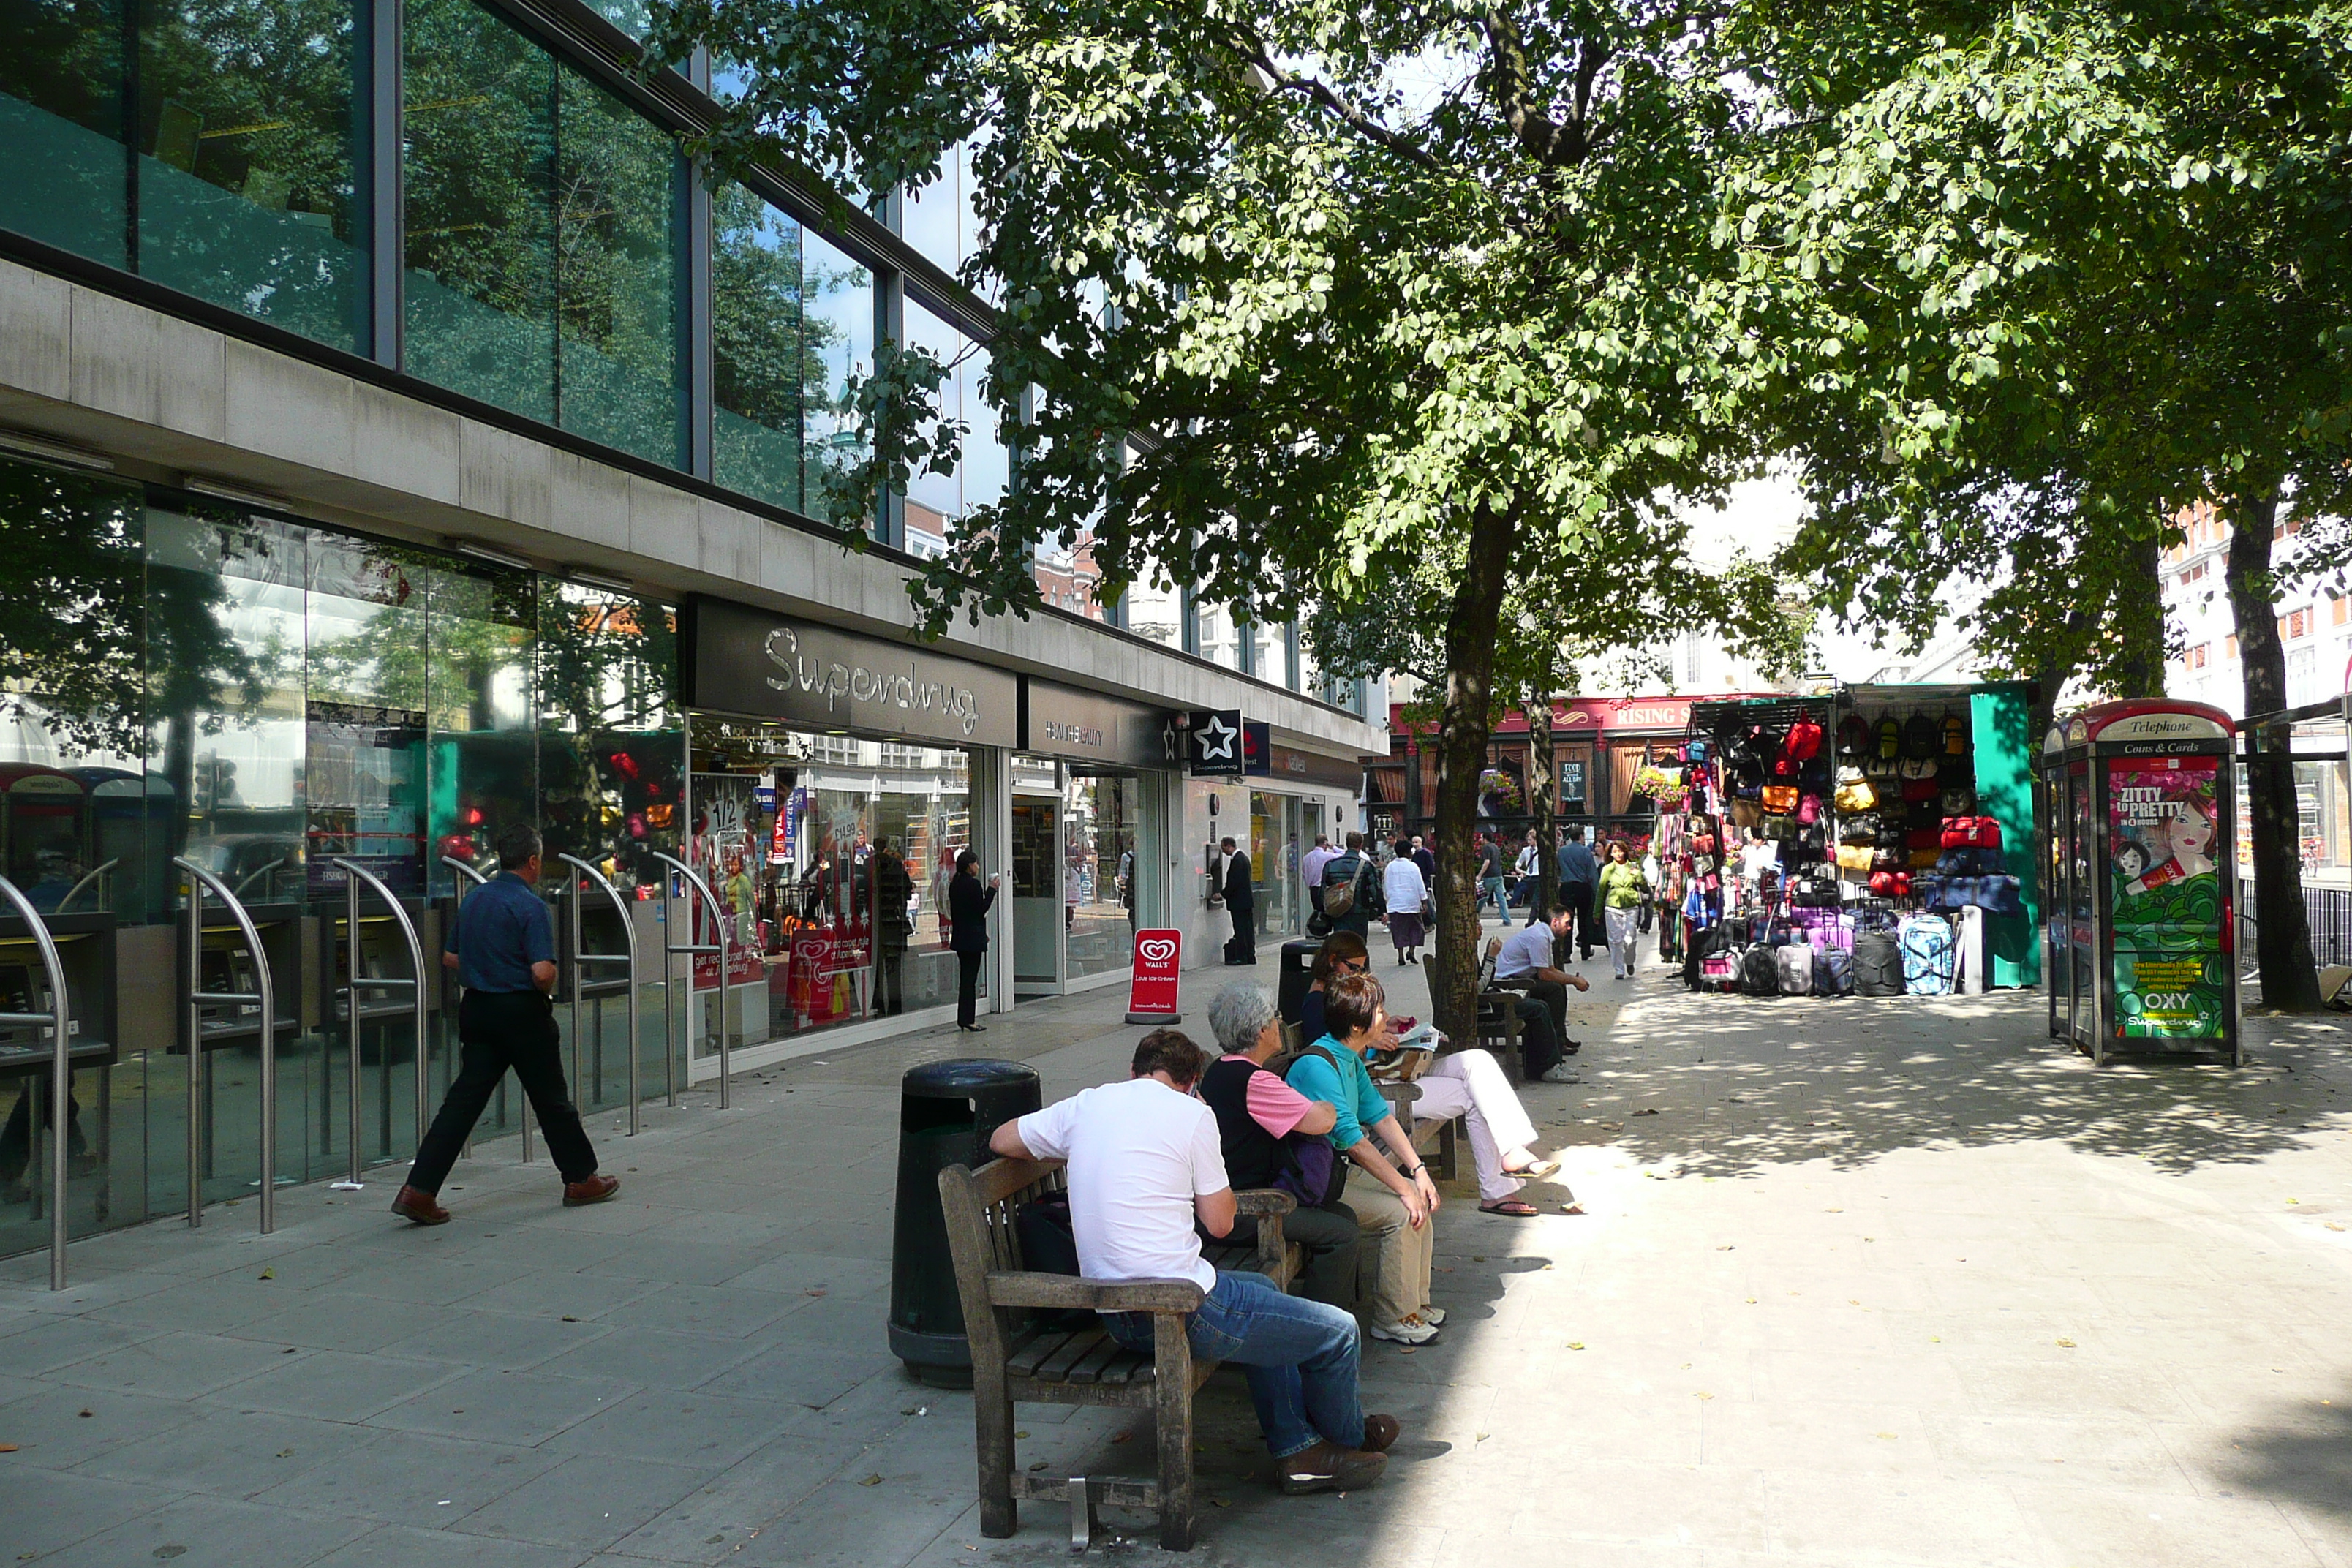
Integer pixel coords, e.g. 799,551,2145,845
1481,875,1510,920
1104,1270,1365,1460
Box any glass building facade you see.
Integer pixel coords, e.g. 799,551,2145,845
0,451,685,1256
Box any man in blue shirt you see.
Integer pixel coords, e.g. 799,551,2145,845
393,825,618,1224
1555,826,1599,962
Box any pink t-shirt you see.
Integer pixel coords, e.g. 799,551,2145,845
1219,1054,1314,1138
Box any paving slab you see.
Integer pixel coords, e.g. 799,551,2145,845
1,947,2348,1567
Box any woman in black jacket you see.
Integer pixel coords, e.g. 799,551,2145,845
947,848,1000,1030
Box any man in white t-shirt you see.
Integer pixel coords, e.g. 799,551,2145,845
990,1030,1396,1494
1495,903,1591,1078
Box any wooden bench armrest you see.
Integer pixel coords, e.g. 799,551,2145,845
985,1271,1204,1314
1232,1188,1297,1218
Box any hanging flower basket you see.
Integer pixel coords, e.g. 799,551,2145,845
1632,763,1689,808
1477,769,1523,813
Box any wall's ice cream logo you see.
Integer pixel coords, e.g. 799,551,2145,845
1137,937,1177,966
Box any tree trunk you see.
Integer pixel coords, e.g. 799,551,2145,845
2109,528,2169,701
1529,685,1556,921
2222,488,2323,1011
1429,502,1516,1044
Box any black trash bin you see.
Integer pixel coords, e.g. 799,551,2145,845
1277,936,1324,1027
888,1058,1042,1387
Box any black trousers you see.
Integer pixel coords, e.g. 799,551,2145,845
1226,902,1255,962
1560,882,1595,957
957,949,984,1027
0,1085,86,1184
1510,996,1564,1079
407,989,598,1191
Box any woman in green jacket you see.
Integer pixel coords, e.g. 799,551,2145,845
1594,840,1650,981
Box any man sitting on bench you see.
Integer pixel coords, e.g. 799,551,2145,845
1495,904,1591,1082
990,1030,1399,1495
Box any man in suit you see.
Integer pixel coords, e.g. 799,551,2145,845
1221,835,1255,964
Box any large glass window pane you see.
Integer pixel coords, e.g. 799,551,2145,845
1063,772,1135,980
305,535,430,897
803,229,872,515
0,0,130,263
1124,576,1183,652
900,302,1006,557
136,0,367,351
1194,600,1242,671
0,0,366,350
405,0,682,466
712,185,806,514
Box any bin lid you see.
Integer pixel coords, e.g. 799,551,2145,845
901,1058,1040,1098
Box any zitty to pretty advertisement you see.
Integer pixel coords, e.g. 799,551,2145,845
2107,757,2225,1039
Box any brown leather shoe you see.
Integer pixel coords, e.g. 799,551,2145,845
1361,1414,1402,1453
562,1174,620,1207
391,1185,450,1226
1275,1439,1385,1494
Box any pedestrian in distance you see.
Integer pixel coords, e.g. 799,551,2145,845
1221,835,1256,964
949,848,1000,1030
1476,831,1512,924
1382,836,1428,965
1596,840,1651,981
392,824,618,1225
1556,825,1599,960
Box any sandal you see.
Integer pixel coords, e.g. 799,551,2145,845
1502,1158,1561,1180
1479,1199,1541,1218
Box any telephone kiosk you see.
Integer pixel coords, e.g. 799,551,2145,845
0,908,118,1221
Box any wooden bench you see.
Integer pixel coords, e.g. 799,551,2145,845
938,1156,1302,1552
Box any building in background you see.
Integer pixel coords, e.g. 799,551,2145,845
0,0,1381,1259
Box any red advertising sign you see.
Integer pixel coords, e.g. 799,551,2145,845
1124,929,1183,1025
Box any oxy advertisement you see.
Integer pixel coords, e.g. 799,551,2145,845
2107,756,2227,1038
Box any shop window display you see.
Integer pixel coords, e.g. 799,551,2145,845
687,720,976,1044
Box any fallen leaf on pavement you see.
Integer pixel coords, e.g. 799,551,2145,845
1567,1341,1585,1351
2055,1338,2076,1348
858,1474,882,1487
258,1267,275,1281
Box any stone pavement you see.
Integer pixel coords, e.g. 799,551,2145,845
2,932,2350,1568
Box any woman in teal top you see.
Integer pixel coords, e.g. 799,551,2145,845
1284,970,1442,1346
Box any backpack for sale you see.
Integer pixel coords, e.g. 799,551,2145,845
1942,714,1969,756
1814,946,1855,996
1874,717,1904,759
1864,752,1901,782
1853,931,1904,995
1901,713,1942,761
1938,786,1976,817
1784,716,1823,763
1776,942,1814,995
1836,715,1872,757
1740,943,1782,996
1899,914,1956,995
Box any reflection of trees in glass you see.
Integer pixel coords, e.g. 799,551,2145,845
0,467,268,761
537,584,679,885
0,0,361,342
712,184,868,516
404,0,680,462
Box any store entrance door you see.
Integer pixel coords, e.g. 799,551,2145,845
1011,796,1062,997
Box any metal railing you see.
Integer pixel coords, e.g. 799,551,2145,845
0,876,73,1288
441,855,524,1161
328,859,428,1190
173,856,279,1235
2235,874,2352,976
558,853,644,1137
652,851,732,1109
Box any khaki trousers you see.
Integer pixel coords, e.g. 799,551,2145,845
1346,1178,1435,1326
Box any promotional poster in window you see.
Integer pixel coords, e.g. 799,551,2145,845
2108,757,2226,1037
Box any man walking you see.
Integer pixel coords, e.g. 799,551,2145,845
392,825,618,1224
1493,903,1591,1079
1301,834,1335,918
1319,832,1376,938
1221,835,1255,964
990,1030,1396,1493
1475,832,1510,924
1556,825,1599,961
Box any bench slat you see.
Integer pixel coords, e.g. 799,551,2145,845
1006,1327,1082,1379
1033,1327,1113,1382
1066,1332,1131,1385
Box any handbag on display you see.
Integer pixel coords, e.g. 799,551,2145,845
1835,779,1877,813
1763,784,1799,813
1795,793,1824,826
1940,815,2004,850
